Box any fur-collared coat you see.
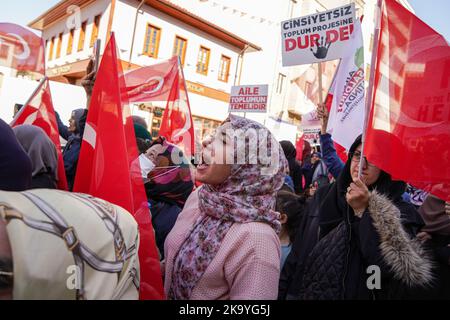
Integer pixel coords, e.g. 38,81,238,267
280,135,434,300
296,191,433,300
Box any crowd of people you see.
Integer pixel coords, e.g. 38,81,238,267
0,65,449,300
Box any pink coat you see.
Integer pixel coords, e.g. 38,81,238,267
164,188,281,300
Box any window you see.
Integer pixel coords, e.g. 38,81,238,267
277,73,286,94
90,15,101,48
67,29,75,55
0,45,8,59
196,46,210,75
149,107,164,138
56,33,63,59
48,37,55,60
143,24,161,58
78,21,87,52
218,55,231,82
192,116,221,142
173,36,187,66
304,81,312,96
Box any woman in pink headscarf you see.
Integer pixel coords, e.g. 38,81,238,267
163,115,288,300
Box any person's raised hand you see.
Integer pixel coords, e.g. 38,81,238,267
346,178,370,217
317,103,329,134
81,58,97,107
417,231,432,243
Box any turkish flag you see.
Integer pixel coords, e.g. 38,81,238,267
123,56,178,103
123,56,195,158
73,34,164,299
11,78,68,191
324,91,348,163
0,23,45,75
158,70,195,158
364,0,450,201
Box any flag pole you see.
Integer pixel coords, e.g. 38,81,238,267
317,62,324,104
93,39,101,75
326,60,341,97
177,55,195,159
177,56,189,109
321,59,341,110
10,76,48,126
358,0,382,178
318,60,340,135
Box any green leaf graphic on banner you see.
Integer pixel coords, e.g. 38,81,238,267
355,47,364,68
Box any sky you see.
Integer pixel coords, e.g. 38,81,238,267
408,0,450,41
0,0,448,40
0,0,61,33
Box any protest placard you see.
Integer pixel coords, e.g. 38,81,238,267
229,85,268,113
281,3,356,66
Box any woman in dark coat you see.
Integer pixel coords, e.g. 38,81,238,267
280,141,304,194
417,195,450,299
13,125,59,189
56,108,87,191
280,135,432,300
301,140,314,191
0,119,32,191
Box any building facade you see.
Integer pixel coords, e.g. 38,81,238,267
167,0,413,144
29,0,260,141
28,0,414,144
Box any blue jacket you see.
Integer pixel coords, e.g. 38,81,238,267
284,175,295,192
320,133,344,179
149,199,182,260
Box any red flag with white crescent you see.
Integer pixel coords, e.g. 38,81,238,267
11,78,68,190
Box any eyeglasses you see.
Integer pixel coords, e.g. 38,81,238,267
350,151,376,168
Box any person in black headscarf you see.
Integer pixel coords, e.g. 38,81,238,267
0,119,32,191
280,141,303,194
13,125,59,189
417,195,450,299
280,135,433,300
56,108,86,191
55,58,95,191
301,140,314,190
132,115,148,130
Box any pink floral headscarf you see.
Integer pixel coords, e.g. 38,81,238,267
169,114,288,300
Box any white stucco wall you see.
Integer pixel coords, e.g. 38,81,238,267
113,0,240,92
0,75,87,125
43,0,111,68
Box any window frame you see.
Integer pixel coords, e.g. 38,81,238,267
48,37,55,60
218,54,231,82
56,32,63,59
143,23,161,58
277,73,286,94
196,46,211,76
90,14,101,48
78,21,87,52
304,81,312,97
173,35,187,66
67,28,75,55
